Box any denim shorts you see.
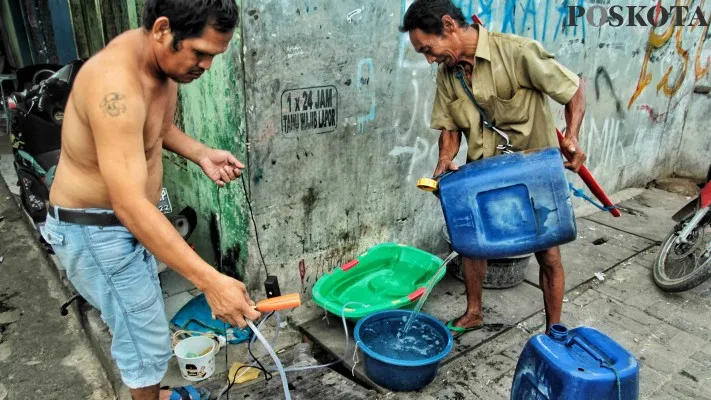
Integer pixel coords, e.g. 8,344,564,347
40,206,171,389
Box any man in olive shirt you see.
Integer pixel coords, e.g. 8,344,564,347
400,0,587,334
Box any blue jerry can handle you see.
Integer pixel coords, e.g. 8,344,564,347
433,170,456,181
569,336,609,365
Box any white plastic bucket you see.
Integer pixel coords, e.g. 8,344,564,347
174,336,218,381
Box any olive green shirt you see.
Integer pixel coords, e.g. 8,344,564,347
430,26,580,162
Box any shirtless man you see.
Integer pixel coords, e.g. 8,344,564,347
39,1,260,399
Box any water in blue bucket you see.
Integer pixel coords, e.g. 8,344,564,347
360,315,446,361
355,310,453,392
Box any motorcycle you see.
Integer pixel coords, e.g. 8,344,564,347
6,60,197,244
7,60,77,224
653,165,711,292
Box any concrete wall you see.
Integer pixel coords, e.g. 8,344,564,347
162,33,251,280
161,1,252,281
674,80,711,180
240,0,711,302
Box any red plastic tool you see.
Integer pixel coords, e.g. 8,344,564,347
557,129,621,218
408,287,426,302
339,259,359,272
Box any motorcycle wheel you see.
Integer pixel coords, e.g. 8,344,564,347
653,214,711,292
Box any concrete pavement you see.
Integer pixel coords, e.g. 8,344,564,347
384,247,711,400
302,187,711,399
2,127,710,399
0,162,113,400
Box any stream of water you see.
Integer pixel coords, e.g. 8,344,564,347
401,251,459,335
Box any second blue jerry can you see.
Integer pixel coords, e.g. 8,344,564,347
511,324,639,399
438,148,577,260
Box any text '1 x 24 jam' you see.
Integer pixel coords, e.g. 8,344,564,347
281,86,338,135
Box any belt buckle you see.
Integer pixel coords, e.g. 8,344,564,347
47,204,58,219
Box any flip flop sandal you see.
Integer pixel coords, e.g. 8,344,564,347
162,385,211,400
446,320,511,338
446,319,485,338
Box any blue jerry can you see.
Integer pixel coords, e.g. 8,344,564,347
511,324,639,400
439,148,576,260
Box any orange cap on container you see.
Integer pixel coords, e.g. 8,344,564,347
416,178,438,192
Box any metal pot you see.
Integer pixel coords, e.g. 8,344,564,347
442,226,532,289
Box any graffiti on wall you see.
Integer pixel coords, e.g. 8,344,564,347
581,117,627,173
357,58,377,133
389,77,441,182
449,0,587,41
594,67,625,119
628,0,710,108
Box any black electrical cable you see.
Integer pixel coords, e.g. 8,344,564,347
223,312,276,396
247,312,275,379
241,136,270,278
217,189,273,399
216,187,231,400
240,175,270,277
214,163,274,398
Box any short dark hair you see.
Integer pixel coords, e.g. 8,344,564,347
399,0,467,35
142,0,240,50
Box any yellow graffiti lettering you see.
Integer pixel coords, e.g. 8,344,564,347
694,26,710,80
628,0,680,108
693,1,710,80
628,49,654,110
627,0,704,108
656,26,689,96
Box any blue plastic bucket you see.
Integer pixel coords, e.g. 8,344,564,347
354,310,453,392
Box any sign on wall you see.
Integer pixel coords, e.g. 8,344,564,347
281,86,338,135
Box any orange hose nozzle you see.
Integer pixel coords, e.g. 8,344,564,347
254,293,301,312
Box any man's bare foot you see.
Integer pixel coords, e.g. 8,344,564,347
450,312,484,331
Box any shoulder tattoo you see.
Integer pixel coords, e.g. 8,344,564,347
100,93,127,117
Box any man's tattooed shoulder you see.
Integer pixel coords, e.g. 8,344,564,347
100,93,127,117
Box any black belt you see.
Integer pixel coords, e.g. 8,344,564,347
47,203,123,227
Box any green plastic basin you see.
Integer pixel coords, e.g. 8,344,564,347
312,243,446,320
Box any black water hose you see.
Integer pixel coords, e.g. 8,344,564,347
60,294,81,316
